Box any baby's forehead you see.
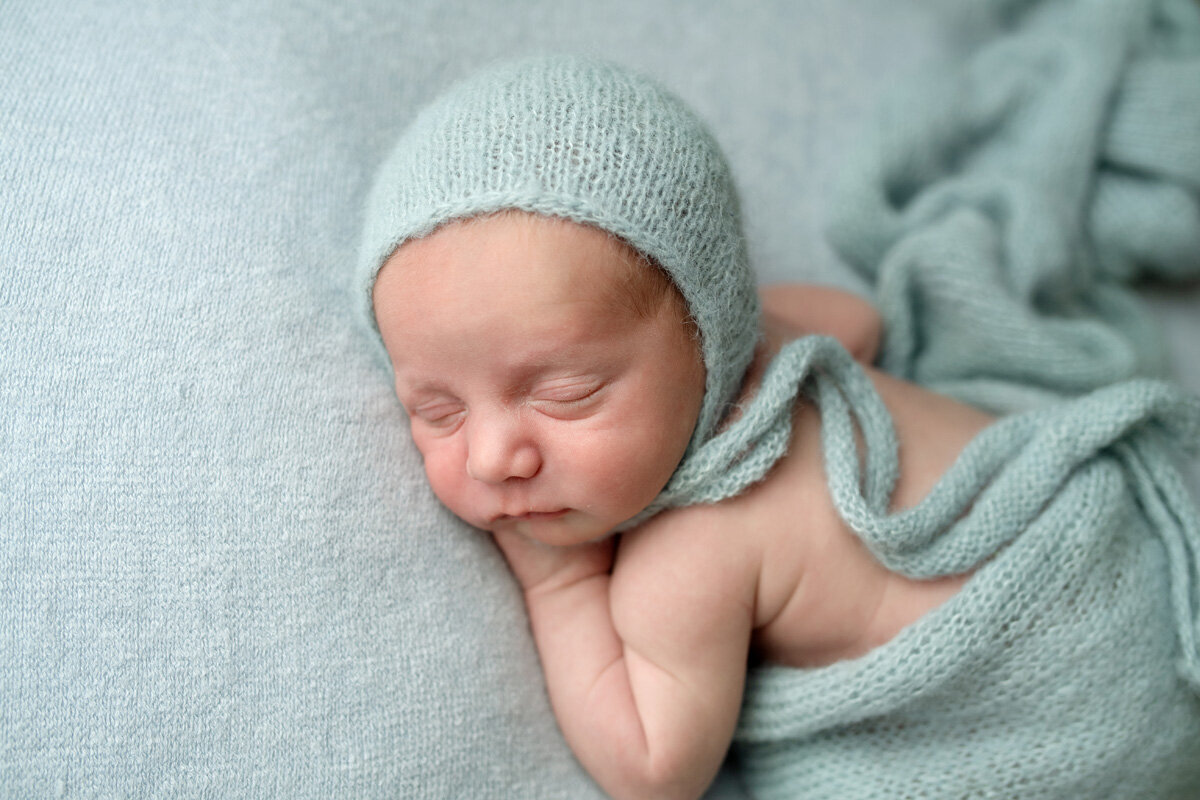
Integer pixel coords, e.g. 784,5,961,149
396,211,665,310
377,211,696,386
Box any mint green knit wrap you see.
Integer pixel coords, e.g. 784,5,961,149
727,0,1200,795
359,42,1200,798
357,55,759,468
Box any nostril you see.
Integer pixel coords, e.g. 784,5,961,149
466,441,541,484
509,445,542,480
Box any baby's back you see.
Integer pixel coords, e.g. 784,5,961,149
622,366,993,669
755,368,991,666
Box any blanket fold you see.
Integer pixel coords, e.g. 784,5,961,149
826,0,1200,412
731,349,1200,797
734,442,1200,799
726,0,1200,796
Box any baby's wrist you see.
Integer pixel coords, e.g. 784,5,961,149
492,530,614,594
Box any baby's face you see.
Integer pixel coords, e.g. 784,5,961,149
373,212,706,545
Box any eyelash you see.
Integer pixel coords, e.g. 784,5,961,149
533,386,600,404
407,381,606,430
412,404,464,427
530,379,605,408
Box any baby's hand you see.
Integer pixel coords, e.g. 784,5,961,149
492,530,615,594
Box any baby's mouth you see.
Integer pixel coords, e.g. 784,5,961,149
494,509,569,523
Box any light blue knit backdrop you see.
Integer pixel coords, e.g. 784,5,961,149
3,1,1199,799
0,2,958,798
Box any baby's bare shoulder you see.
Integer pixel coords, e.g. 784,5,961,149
610,501,761,642
614,501,756,593
609,440,829,637
866,367,995,511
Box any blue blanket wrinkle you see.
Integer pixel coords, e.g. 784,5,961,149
733,353,1200,798
706,0,1200,794
641,324,1200,797
826,0,1200,413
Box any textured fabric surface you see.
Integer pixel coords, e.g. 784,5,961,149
662,0,1200,515
734,358,1200,798
4,1,1199,799
829,0,1200,413
724,0,1200,796
0,1,954,798
357,55,759,464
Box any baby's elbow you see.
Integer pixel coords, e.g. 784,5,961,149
851,309,883,365
605,744,718,800
829,291,883,365
758,283,884,366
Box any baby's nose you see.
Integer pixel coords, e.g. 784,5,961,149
465,418,541,484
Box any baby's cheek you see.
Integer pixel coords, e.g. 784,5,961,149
590,441,667,509
410,433,454,475
416,447,466,507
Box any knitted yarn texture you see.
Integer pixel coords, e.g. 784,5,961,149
357,39,1200,798
355,56,861,527
827,0,1200,413
357,55,759,463
734,351,1200,800
730,0,1200,796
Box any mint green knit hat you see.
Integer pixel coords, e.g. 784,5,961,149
357,54,760,457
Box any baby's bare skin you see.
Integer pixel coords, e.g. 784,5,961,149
727,299,987,668
374,212,993,800
589,302,988,798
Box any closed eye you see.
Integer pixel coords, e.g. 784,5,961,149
531,376,603,403
529,377,606,416
411,401,465,429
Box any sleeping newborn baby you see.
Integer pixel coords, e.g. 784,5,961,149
358,56,1200,800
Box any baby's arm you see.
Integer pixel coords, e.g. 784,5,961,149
760,283,882,364
493,511,754,800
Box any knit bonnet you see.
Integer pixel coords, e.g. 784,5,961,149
356,54,760,461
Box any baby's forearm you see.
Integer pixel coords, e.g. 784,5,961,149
493,533,726,800
522,571,723,800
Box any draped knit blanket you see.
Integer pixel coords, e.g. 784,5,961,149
656,0,1200,796
730,342,1200,798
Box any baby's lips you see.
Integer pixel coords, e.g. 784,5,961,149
496,509,570,523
